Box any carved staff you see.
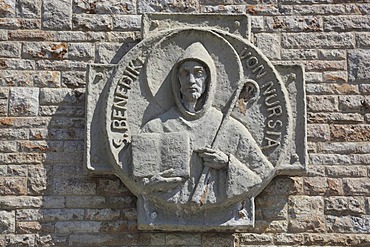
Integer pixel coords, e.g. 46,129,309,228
191,79,256,205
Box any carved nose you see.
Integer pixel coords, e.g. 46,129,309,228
189,74,196,84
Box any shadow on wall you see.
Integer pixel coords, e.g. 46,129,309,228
39,89,138,246
254,176,299,232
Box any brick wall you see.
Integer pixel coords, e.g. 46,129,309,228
0,0,369,246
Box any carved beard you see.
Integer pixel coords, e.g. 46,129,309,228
180,91,207,112
182,91,201,102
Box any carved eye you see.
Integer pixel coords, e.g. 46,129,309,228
179,69,189,78
194,68,205,78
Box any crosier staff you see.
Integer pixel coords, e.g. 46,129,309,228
191,79,258,205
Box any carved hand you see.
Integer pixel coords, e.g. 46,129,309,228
196,147,229,170
143,169,183,191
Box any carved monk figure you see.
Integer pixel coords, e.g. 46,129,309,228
140,42,274,205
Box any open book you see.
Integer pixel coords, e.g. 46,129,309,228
131,132,190,178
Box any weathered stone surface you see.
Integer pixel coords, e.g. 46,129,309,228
0,177,27,195
319,49,346,60
73,14,112,31
138,0,199,13
8,87,39,116
112,15,141,31
96,178,129,196
255,33,280,60
304,60,346,72
68,43,94,60
307,124,330,141
274,233,304,246
262,177,303,196
61,71,86,88
323,71,348,83
16,221,42,234
73,0,135,14
202,233,234,247
327,178,344,196
307,84,358,96
303,233,370,246
0,58,35,70
8,30,54,41
360,84,370,95
0,196,42,209
303,177,327,195
345,3,370,15
339,95,370,112
29,128,84,141
0,0,16,17
331,125,370,142
348,49,370,83
356,32,370,48
201,4,246,14
42,196,65,209
351,154,370,165
308,112,364,124
0,42,21,58
4,234,36,246
238,233,273,245
282,33,354,49
68,233,136,246
66,196,107,208
325,196,365,215
319,142,370,154
327,215,370,233
265,16,322,32
166,233,202,246
0,18,41,29
17,0,41,18
343,178,370,195
85,209,120,221
53,178,96,195
1,165,28,177
42,209,84,221
16,209,42,221
0,30,7,41
54,31,105,42
55,221,101,234
307,95,338,112
293,4,346,15
256,195,288,220
0,70,60,87
281,49,317,60
95,42,128,64
0,210,15,233
39,88,85,105
0,141,17,152
326,165,367,178
36,60,87,71
251,16,264,32
23,42,68,60
42,0,72,30
39,105,85,117
288,196,325,233
310,153,351,165
27,165,47,195
324,16,370,32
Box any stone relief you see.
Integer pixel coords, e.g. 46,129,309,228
85,13,307,231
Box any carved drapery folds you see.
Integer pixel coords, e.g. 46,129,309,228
85,13,307,231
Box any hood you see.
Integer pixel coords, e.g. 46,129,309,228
171,42,217,120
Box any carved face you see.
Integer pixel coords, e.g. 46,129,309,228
178,60,208,102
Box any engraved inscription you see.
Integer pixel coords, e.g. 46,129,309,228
111,58,144,148
239,47,283,150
